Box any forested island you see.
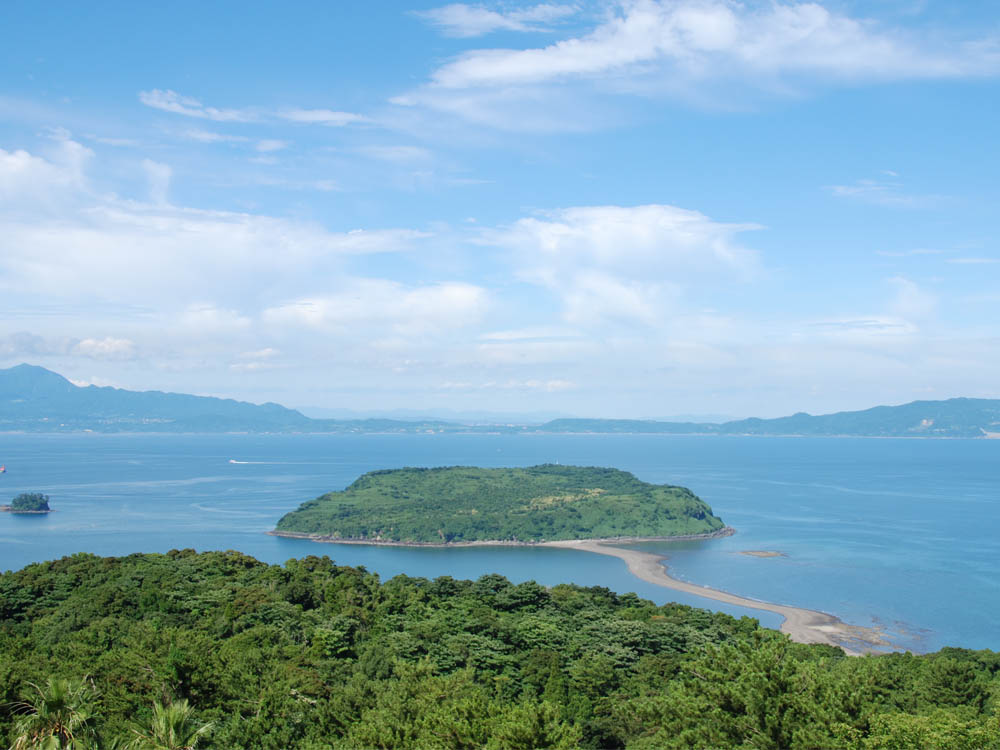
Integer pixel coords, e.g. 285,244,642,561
0,492,50,513
1,550,997,749
274,465,726,543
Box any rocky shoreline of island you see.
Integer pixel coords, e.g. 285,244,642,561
0,506,52,514
267,525,736,547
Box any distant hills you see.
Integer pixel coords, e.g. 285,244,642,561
0,364,450,434
1,363,998,437
540,399,1000,438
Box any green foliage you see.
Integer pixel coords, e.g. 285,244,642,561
126,699,213,749
0,551,997,749
8,677,97,749
276,464,725,542
10,493,50,512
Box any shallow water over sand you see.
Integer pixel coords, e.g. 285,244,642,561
1,432,997,652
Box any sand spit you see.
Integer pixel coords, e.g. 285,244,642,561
740,550,787,558
270,527,890,654
545,540,891,655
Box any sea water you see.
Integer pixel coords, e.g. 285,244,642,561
0,432,997,653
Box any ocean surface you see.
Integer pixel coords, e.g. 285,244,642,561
1,432,997,653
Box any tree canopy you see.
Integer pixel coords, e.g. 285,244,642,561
1,551,997,748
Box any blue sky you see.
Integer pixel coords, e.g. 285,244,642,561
1,0,998,418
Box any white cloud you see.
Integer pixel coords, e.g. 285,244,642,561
0,331,64,357
87,135,142,147
256,139,289,153
141,159,171,205
0,141,432,312
0,140,92,204
278,108,368,126
888,276,936,320
876,248,943,257
399,1,1000,127
480,325,581,341
358,145,433,163
238,347,280,360
139,89,255,122
947,257,999,265
416,3,578,38
809,316,918,342
483,203,758,325
177,306,253,335
440,378,576,391
262,280,489,336
72,337,137,360
140,92,368,130
182,129,249,143
827,178,943,208
430,1,1000,89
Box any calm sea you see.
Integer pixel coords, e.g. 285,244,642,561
1,433,997,653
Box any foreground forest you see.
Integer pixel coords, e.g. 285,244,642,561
275,465,725,542
1,551,998,749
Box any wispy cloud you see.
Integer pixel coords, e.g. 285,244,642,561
278,108,368,126
140,92,368,129
181,129,249,143
398,0,1000,129
139,89,256,122
876,248,944,257
262,280,489,336
439,378,576,391
827,178,944,208
0,331,137,361
416,3,578,38
86,135,143,147
429,1,1000,90
947,257,1000,264
357,145,433,163
141,159,172,205
255,139,289,153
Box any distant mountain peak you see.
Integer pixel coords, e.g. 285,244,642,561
0,363,77,397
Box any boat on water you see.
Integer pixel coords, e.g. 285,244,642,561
0,465,6,473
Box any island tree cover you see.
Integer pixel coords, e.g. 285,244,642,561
275,465,725,542
1,551,998,749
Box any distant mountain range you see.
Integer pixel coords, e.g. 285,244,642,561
0,364,451,434
1,363,998,437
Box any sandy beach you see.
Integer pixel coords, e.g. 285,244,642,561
544,540,890,655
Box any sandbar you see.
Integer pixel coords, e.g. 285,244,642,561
545,540,890,655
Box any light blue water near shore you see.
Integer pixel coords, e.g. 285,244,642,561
0,433,997,653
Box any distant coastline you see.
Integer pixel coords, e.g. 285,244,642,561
4,364,1000,437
